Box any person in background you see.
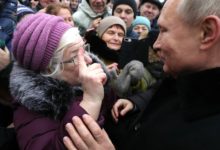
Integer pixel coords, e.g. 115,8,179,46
45,3,74,26
30,0,39,10
0,0,19,149
10,13,111,150
35,0,60,12
139,0,163,29
132,16,151,39
17,1,35,22
107,0,113,10
70,0,80,13
134,0,141,15
112,0,139,39
72,0,111,36
64,0,220,150
85,16,156,97
61,0,71,6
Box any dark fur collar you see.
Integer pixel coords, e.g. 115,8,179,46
10,64,80,120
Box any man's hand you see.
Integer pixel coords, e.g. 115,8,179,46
111,99,134,123
63,114,115,150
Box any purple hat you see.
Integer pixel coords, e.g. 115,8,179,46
12,13,72,72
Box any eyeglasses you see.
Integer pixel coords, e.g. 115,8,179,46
61,43,90,64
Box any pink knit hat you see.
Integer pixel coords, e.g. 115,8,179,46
12,13,72,72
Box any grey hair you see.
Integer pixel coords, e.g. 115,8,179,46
41,47,65,78
177,0,220,26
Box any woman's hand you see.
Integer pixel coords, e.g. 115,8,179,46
90,17,102,29
78,48,107,119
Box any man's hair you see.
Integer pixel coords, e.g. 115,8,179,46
177,0,220,26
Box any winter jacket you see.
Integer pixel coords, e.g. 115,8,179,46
105,68,220,150
0,0,17,50
73,0,111,36
10,53,115,150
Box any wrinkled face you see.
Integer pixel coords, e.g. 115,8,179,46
140,2,160,21
113,4,134,29
101,25,125,50
153,0,201,77
133,24,149,35
59,43,92,85
89,0,107,13
57,8,74,26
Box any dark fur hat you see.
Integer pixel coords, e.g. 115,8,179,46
140,0,163,10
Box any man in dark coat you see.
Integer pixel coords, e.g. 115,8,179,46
62,0,220,150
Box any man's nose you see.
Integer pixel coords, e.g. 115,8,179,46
153,38,161,52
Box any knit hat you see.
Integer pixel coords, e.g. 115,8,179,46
96,16,126,38
112,0,137,18
17,4,35,22
132,16,151,31
12,13,72,72
140,0,163,10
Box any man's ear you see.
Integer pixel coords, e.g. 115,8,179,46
200,15,220,50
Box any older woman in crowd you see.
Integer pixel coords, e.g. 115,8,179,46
10,13,110,150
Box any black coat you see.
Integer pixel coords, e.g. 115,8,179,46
85,30,156,69
104,68,220,150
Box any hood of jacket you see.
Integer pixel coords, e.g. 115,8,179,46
78,0,111,18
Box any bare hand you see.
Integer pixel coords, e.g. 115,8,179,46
0,47,10,71
78,48,107,119
111,99,134,122
90,17,102,29
63,114,115,150
107,63,118,71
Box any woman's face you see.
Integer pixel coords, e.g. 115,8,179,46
133,24,149,36
57,8,74,26
101,25,125,51
58,43,92,85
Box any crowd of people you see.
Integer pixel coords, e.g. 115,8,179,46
2,0,220,150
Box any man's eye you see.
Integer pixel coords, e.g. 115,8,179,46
115,9,122,14
125,10,133,14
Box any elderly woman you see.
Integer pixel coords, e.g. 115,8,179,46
85,16,156,97
10,13,111,150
